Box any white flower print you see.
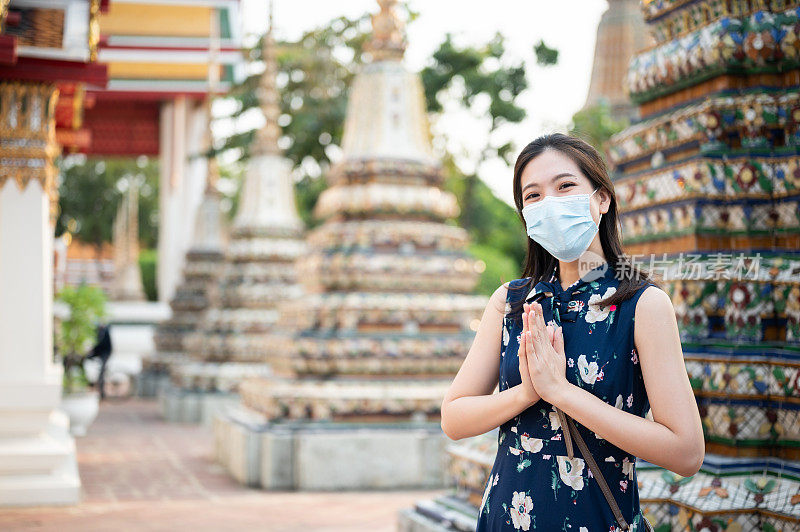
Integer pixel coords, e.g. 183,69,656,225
508,446,522,456
549,409,561,430
503,324,509,347
510,491,533,530
520,433,543,453
614,394,624,409
622,457,634,479
626,393,634,409
580,528,589,532
505,301,512,315
557,455,585,491
480,473,499,513
577,354,599,385
567,357,574,367
585,287,617,323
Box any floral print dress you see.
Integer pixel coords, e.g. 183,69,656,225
476,264,656,532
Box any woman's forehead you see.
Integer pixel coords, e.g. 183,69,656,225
521,150,585,187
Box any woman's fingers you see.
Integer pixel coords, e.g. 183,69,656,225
530,304,545,350
522,303,530,336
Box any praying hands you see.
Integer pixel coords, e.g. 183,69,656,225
517,301,568,405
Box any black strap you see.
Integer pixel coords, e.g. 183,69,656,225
564,415,630,531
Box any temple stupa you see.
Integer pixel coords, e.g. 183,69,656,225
400,1,800,530
146,20,229,397
161,9,307,424
582,0,653,121
213,0,488,489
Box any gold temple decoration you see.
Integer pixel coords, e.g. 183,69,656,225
0,0,11,33
251,2,281,157
88,0,101,62
364,0,407,62
0,82,61,224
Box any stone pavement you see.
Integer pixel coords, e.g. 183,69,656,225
0,399,444,531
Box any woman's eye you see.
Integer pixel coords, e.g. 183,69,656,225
525,183,573,201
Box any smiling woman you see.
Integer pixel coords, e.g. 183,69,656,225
439,133,704,531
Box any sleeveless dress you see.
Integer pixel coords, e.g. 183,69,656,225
476,263,656,532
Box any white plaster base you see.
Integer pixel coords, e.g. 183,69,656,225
213,405,449,491
0,410,80,506
159,384,240,426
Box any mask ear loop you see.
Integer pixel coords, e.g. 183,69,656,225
591,187,603,229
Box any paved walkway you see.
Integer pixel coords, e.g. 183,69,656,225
0,399,443,531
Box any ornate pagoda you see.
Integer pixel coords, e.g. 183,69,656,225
607,1,800,528
161,9,307,424
401,1,800,530
148,17,229,397
583,0,653,121
213,0,488,490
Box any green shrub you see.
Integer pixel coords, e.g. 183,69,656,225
468,243,520,297
55,284,108,393
139,249,158,301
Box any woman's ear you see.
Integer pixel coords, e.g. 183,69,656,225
598,188,609,215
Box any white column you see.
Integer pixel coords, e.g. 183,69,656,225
157,97,208,304
0,179,80,506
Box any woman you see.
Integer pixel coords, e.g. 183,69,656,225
441,133,704,531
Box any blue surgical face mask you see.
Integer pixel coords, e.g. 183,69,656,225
521,187,602,262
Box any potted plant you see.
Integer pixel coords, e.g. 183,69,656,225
55,284,108,436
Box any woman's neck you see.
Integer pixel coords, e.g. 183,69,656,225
557,257,609,290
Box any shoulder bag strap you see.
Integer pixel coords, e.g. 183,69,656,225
564,415,630,531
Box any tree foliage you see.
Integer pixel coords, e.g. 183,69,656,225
420,32,557,238
55,284,108,393
56,156,159,250
568,98,629,161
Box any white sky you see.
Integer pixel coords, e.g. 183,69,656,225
234,0,609,207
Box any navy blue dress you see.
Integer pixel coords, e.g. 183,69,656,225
476,263,656,531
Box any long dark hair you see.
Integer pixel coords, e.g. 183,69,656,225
507,133,658,320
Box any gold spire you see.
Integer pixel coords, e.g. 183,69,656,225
205,9,220,191
252,1,282,156
364,0,407,62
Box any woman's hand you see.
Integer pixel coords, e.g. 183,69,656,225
523,301,569,405
516,301,541,408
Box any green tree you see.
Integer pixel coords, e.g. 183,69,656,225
568,98,629,160
214,14,376,227
216,11,555,294
421,34,557,233
56,156,159,250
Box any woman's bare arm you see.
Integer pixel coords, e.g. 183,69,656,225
440,283,541,441
525,288,705,476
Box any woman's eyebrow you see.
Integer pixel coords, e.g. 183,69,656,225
522,172,576,193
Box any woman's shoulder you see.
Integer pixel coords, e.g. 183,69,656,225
505,277,535,300
489,278,533,314
633,282,671,315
